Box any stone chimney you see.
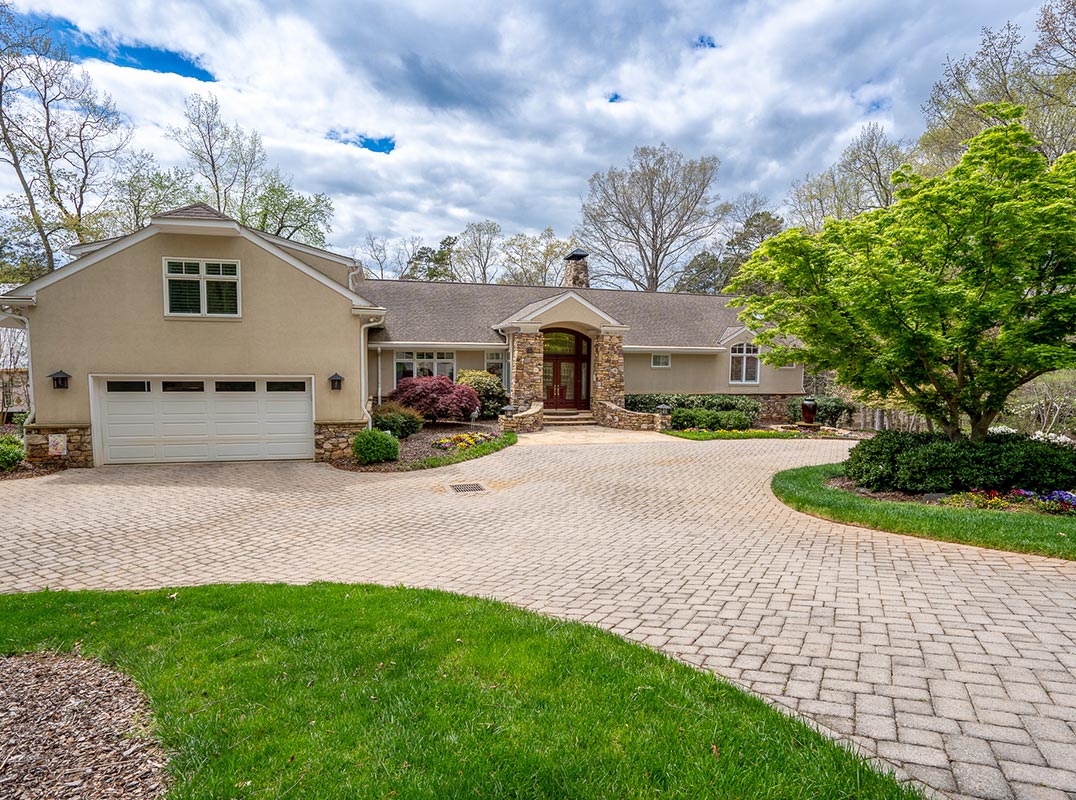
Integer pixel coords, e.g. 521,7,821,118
563,248,590,289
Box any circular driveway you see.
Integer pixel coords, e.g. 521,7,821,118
3,437,1076,800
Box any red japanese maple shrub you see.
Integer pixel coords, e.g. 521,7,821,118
389,376,480,423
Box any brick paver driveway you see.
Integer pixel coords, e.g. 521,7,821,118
3,437,1076,800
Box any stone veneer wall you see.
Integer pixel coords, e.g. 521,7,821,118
500,402,543,433
593,401,670,432
756,393,805,423
314,422,369,461
23,424,93,468
591,333,624,407
510,332,544,406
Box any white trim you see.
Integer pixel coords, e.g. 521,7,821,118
370,341,507,349
162,257,242,318
623,345,726,353
495,290,625,328
252,230,359,268
650,353,672,369
392,350,457,388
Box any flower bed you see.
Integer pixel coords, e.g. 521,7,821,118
432,431,499,450
942,488,1076,516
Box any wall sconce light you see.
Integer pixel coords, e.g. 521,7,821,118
48,370,70,390
328,373,344,391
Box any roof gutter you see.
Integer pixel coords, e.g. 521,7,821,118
359,314,386,429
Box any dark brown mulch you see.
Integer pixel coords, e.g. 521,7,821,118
0,652,168,799
0,462,65,482
826,474,940,504
331,422,502,472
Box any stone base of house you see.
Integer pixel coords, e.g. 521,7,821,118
593,401,671,432
23,424,94,468
500,403,543,433
314,422,369,461
755,393,805,423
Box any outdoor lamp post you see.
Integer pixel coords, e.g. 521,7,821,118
656,403,672,415
501,404,517,418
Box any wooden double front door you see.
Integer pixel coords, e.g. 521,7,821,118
542,329,590,410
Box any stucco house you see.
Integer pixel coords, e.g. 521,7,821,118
0,204,803,467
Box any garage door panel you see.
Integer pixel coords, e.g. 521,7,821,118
96,377,314,464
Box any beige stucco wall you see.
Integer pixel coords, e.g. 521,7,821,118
275,241,353,287
26,232,366,425
624,347,804,395
366,348,497,404
530,297,609,330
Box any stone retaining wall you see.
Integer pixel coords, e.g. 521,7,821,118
593,401,670,432
24,424,93,468
500,403,543,433
314,422,369,461
756,393,805,423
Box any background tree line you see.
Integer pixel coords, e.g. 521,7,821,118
0,3,332,283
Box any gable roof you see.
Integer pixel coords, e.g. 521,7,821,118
359,280,744,348
496,290,625,329
1,207,380,311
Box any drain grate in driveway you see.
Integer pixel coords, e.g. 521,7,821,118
449,483,487,494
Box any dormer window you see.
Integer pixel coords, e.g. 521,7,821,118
164,258,241,317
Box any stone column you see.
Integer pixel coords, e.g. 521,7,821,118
510,331,544,406
591,333,624,408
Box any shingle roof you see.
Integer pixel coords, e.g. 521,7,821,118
359,280,744,348
153,203,236,221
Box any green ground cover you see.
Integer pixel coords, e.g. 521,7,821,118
0,583,922,799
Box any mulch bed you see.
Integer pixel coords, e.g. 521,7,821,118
826,474,939,504
0,462,65,482
0,652,168,799
331,422,502,472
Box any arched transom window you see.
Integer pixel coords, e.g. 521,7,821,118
730,342,760,384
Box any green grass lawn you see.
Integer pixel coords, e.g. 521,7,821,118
0,584,921,799
662,429,807,441
773,463,1076,560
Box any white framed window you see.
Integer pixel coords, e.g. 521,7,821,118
163,258,241,317
395,351,455,386
779,362,797,370
651,353,671,369
730,342,760,384
485,351,506,383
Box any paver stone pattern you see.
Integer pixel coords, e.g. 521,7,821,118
3,438,1076,800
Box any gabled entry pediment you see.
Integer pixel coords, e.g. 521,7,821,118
494,290,628,333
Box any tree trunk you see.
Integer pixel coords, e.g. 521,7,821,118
968,411,999,442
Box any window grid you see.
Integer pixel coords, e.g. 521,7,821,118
164,258,241,317
730,343,760,384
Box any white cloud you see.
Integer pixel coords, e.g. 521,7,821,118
9,0,1045,253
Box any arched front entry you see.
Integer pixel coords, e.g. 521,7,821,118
542,328,590,410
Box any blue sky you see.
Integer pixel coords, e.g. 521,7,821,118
6,0,1044,253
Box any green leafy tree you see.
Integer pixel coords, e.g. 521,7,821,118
731,109,1076,442
676,197,784,294
249,168,333,247
399,236,457,281
498,228,575,286
106,150,196,234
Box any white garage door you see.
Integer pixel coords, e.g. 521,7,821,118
94,377,315,464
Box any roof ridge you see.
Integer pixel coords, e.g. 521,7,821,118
153,203,237,222
363,278,738,299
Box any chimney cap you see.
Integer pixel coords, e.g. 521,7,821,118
565,248,589,261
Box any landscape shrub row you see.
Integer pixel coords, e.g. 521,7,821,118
624,394,762,425
844,430,1076,493
670,408,752,431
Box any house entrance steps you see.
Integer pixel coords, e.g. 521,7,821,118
543,410,596,427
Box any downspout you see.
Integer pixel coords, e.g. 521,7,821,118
359,315,384,429
0,308,33,433
376,347,382,405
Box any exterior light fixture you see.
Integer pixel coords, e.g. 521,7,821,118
328,373,344,391
501,404,517,418
48,370,70,390
655,403,672,415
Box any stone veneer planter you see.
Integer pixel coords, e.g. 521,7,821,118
23,424,93,468
314,422,370,461
593,401,670,432
500,403,543,433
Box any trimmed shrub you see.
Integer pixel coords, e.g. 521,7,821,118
670,408,752,431
456,370,508,418
844,430,1076,493
786,395,856,427
351,428,399,464
625,394,762,425
372,401,424,440
389,376,481,423
0,441,24,471
0,433,21,447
